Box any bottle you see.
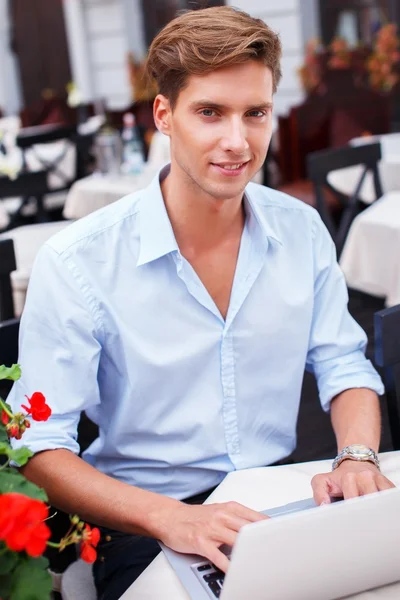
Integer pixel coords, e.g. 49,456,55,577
121,113,144,175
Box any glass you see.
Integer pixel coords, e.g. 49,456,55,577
93,130,123,176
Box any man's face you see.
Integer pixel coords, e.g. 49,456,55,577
155,60,274,202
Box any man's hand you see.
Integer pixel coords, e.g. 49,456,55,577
153,501,268,572
312,460,395,505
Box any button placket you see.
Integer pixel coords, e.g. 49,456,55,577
221,329,241,457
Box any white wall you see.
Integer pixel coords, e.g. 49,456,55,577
64,0,133,109
82,0,131,109
0,1,22,115
227,0,307,116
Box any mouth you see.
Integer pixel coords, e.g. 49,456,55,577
211,161,250,176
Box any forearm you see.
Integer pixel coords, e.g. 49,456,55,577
21,449,180,537
330,387,381,453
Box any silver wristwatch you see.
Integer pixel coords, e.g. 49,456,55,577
332,444,380,471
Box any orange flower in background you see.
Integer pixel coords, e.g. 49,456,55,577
328,37,351,69
0,493,51,557
1,409,9,424
367,23,400,92
80,524,101,563
21,392,52,422
297,38,323,92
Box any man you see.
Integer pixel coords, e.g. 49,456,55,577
8,6,394,600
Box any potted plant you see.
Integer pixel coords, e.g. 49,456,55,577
0,364,99,600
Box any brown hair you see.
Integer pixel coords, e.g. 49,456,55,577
145,6,282,108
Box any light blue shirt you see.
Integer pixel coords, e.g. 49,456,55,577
9,166,384,499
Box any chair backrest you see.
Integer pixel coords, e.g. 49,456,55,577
17,124,79,193
0,239,17,321
374,304,400,450
307,142,383,257
0,170,48,200
16,123,77,149
0,318,20,400
0,170,49,227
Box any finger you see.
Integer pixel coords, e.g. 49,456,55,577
214,526,237,549
220,512,259,533
202,542,231,573
356,471,379,496
225,502,269,523
311,475,331,505
341,473,360,500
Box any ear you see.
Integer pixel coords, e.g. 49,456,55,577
153,94,172,136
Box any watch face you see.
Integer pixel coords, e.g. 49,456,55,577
348,444,373,458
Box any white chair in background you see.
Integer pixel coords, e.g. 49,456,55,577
0,220,71,316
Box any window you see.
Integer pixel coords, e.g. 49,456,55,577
319,0,400,46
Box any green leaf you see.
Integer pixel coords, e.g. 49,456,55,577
0,470,48,502
0,364,21,381
0,441,10,454
0,545,19,575
0,424,7,444
5,446,33,466
0,573,13,598
11,556,52,600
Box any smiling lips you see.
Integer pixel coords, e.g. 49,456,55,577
212,161,250,172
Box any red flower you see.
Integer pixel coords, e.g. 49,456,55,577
6,423,20,439
21,392,52,422
0,493,51,557
1,410,9,425
80,524,100,563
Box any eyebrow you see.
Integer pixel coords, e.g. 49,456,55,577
189,100,273,111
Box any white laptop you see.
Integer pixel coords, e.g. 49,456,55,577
160,488,400,600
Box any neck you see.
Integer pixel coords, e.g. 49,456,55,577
161,164,245,252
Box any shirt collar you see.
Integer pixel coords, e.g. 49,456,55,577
244,187,283,247
137,165,179,267
137,166,283,267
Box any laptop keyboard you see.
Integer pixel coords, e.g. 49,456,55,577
192,561,226,598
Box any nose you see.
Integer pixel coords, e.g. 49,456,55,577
220,117,249,155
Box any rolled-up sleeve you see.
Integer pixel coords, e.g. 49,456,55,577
7,242,102,456
306,215,384,412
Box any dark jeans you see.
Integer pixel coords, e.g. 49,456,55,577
93,487,215,600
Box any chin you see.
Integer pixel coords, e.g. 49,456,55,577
206,182,248,201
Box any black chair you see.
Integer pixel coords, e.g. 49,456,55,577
17,123,78,195
0,169,49,227
16,124,95,219
374,304,400,451
0,318,20,400
307,142,383,258
0,238,17,321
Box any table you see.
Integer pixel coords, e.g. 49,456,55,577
327,133,400,204
122,451,400,600
339,191,400,306
63,169,156,220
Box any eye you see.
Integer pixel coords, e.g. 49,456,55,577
200,108,217,117
247,110,267,118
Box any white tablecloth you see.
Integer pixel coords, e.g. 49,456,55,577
63,170,157,219
339,191,400,306
121,451,400,600
327,134,400,204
